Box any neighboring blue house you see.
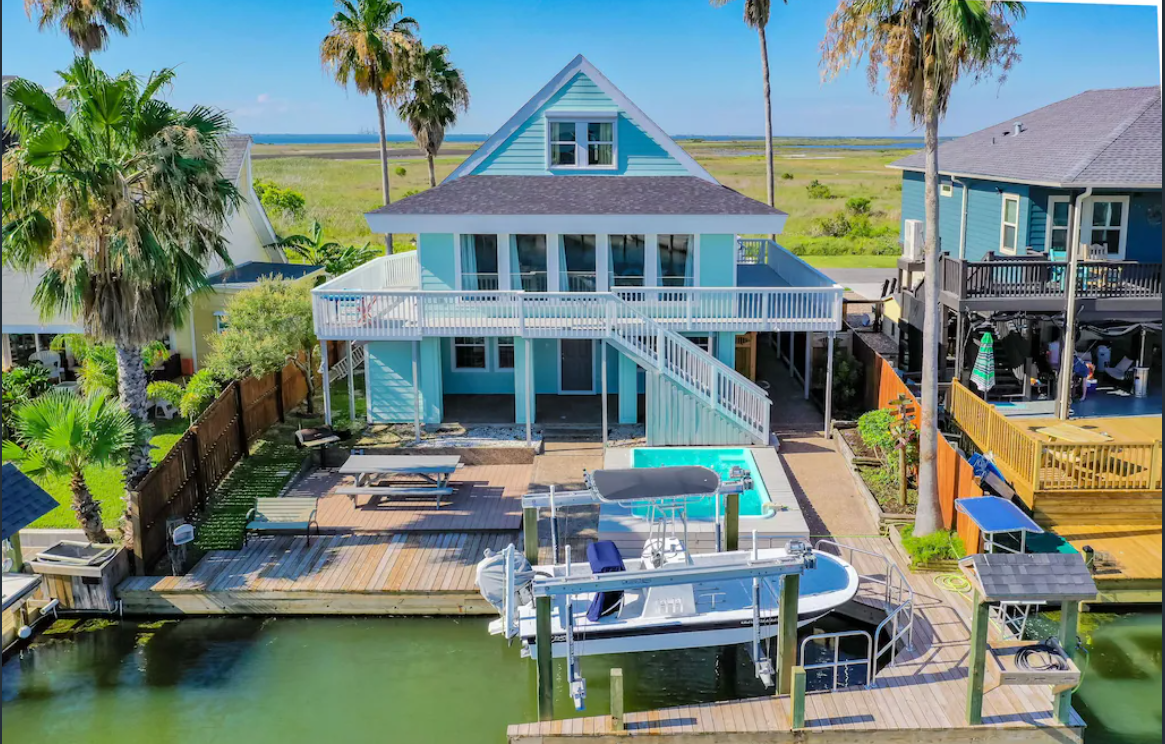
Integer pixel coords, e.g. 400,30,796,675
311,55,844,446
888,86,1161,399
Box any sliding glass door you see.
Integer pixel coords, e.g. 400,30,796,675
513,235,548,292
562,234,597,291
460,234,499,290
658,234,694,287
610,234,645,287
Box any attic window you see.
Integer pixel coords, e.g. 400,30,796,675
547,115,616,169
940,183,953,198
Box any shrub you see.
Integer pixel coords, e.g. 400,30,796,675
2,364,54,433
812,212,851,238
805,180,834,199
857,408,897,456
181,369,224,419
253,179,306,218
900,525,966,566
394,166,407,177
780,172,794,180
846,197,872,215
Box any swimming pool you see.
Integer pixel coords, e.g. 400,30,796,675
630,448,772,520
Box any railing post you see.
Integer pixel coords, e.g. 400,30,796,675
275,367,285,423
1032,442,1044,492
656,330,666,370
234,381,249,457
1149,440,1161,490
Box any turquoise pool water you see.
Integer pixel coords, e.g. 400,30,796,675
630,448,771,520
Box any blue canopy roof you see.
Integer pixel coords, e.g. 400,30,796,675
2,464,58,541
956,496,1044,535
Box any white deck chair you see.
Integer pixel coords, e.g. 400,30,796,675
29,350,63,380
1103,357,1136,386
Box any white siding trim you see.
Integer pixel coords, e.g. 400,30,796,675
1045,195,1071,253
998,193,1022,255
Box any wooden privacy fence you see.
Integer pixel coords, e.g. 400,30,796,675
949,380,1162,494
873,355,982,551
128,361,311,574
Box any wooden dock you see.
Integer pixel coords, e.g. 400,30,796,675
118,531,515,615
506,536,1085,744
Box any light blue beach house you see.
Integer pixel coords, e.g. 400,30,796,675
312,55,843,445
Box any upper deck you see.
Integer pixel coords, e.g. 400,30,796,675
311,239,844,341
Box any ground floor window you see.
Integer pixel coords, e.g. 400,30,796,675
7,334,36,366
454,337,488,369
497,337,515,369
687,335,714,354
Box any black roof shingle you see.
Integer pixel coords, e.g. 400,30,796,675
207,261,322,286
961,552,1098,602
2,464,58,540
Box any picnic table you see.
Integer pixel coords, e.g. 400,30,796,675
1033,423,1112,444
334,455,462,508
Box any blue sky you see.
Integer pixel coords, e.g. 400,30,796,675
2,1,1159,137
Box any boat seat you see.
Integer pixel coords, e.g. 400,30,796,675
586,540,626,622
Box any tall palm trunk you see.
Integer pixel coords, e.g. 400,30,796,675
115,342,153,483
375,88,395,254
70,472,111,543
758,25,775,209
914,72,943,537
426,153,436,188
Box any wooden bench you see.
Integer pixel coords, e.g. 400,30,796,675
245,497,320,545
334,486,454,509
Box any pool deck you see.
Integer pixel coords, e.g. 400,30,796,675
506,534,1085,744
596,447,810,554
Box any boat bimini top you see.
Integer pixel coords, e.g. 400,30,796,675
521,465,751,510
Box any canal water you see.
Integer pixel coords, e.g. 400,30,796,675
2,612,1159,743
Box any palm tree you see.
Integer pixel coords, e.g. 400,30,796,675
24,0,141,57
711,0,786,210
398,44,469,188
321,0,418,252
2,59,240,487
822,0,1023,535
3,390,145,543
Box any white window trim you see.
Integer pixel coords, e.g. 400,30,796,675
1045,195,1071,254
686,335,714,354
999,193,1022,255
545,113,618,171
452,336,491,372
1083,195,1130,260
495,337,516,370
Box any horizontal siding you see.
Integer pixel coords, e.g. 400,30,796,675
474,73,687,177
698,234,736,287
367,339,442,424
1124,191,1163,263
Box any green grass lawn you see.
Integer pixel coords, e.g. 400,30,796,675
253,142,905,256
801,254,900,269
22,417,190,531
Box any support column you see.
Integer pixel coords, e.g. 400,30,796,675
1055,599,1080,724
618,352,638,424
497,234,512,291
966,589,990,725
715,332,736,368
776,573,800,694
546,234,561,292
803,332,813,400
824,331,836,438
1057,191,1089,419
601,341,609,446
954,311,967,382
596,234,611,292
320,340,332,425
347,341,356,422
412,341,421,441
515,339,536,441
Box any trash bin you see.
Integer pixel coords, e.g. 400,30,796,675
1134,367,1150,398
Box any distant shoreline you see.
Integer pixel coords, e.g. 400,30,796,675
250,133,943,148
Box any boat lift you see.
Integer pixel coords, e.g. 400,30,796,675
514,466,811,719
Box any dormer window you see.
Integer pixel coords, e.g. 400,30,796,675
547,114,616,169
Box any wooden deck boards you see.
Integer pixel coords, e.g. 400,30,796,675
118,531,517,615
506,535,1084,743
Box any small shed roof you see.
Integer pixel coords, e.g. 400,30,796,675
959,552,1097,603
955,496,1043,535
590,466,720,503
206,261,322,286
2,464,57,540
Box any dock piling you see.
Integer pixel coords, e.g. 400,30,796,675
1054,599,1080,724
726,493,739,553
610,668,625,732
536,596,554,720
966,590,990,725
791,665,807,729
776,573,800,694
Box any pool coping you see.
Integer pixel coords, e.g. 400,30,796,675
596,446,810,551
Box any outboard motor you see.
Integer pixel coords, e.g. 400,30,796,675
476,546,535,615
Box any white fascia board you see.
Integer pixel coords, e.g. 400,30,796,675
446,55,716,184
365,212,787,236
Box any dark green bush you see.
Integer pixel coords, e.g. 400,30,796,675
780,172,794,180
805,179,834,199
846,196,872,215
857,408,897,456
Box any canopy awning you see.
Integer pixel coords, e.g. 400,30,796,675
955,496,1044,535
589,466,720,503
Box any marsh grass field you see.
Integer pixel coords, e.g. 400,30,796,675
252,138,909,263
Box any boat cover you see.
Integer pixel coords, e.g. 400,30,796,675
585,541,626,622
590,466,720,503
476,547,535,614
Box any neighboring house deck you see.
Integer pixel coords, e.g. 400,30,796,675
312,55,844,447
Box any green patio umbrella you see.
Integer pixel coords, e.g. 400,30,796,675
971,332,996,393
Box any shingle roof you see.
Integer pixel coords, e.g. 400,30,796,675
222,135,251,186
2,464,58,540
207,260,322,286
961,553,1098,602
367,175,786,217
891,87,1162,187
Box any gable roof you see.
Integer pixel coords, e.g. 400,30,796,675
446,55,714,184
890,87,1162,188
2,464,58,540
223,135,252,186
207,261,322,287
